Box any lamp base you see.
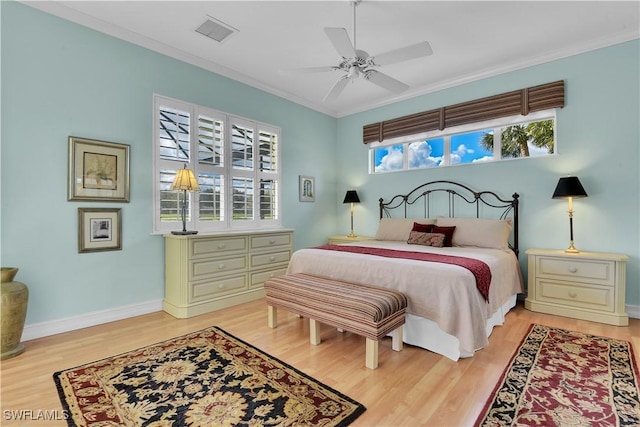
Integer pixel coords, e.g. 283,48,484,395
565,241,579,253
347,232,357,238
171,230,198,235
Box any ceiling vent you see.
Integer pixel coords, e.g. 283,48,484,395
196,16,238,43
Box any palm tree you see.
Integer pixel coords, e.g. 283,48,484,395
481,120,554,158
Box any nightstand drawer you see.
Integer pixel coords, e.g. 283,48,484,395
537,257,614,286
536,279,614,312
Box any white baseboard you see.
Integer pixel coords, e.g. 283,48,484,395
626,303,640,320
21,299,163,341
19,299,640,342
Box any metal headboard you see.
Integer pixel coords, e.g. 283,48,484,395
378,180,520,255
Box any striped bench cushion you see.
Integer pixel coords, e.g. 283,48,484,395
264,273,407,340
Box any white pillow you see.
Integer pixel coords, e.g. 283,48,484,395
375,218,436,241
435,217,513,250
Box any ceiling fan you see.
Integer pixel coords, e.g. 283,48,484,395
284,0,433,102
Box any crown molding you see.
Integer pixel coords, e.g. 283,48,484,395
20,1,639,119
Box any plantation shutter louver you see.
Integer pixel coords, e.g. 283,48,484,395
363,80,564,144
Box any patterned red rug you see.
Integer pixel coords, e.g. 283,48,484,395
475,324,640,426
53,326,365,427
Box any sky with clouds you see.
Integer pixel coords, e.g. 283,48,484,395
374,129,550,172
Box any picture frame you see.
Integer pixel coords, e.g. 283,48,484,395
78,208,122,253
299,175,315,202
68,136,130,202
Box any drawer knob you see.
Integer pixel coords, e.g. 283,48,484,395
219,283,225,289
269,239,276,245
568,291,577,298
218,243,226,249
219,264,225,269
568,266,578,273
269,256,276,262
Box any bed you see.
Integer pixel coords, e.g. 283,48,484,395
287,180,524,361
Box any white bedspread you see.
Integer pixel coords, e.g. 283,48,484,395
287,240,523,356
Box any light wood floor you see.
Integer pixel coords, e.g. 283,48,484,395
1,299,638,426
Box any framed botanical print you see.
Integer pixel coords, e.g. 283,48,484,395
78,208,122,253
299,175,315,202
68,136,130,202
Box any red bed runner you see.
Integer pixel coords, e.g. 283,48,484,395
314,244,492,302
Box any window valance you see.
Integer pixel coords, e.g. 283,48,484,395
363,80,564,144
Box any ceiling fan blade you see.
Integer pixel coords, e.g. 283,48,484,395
371,41,433,66
280,66,339,75
324,27,356,59
323,76,350,102
364,70,409,93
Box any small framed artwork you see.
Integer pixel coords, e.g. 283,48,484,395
68,136,130,202
299,175,315,202
78,208,122,253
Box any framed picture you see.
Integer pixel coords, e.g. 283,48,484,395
68,136,130,202
299,175,315,202
78,208,122,253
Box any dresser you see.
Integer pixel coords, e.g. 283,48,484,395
525,248,628,326
164,229,293,318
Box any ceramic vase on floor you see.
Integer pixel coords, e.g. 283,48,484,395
1,267,29,359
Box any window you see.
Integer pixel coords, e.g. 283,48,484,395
370,111,556,173
153,95,280,233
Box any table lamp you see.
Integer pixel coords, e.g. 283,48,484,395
343,190,360,238
552,176,588,253
170,164,200,235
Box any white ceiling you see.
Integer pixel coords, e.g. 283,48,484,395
24,1,640,118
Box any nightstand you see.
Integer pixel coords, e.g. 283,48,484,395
328,235,375,244
525,248,629,326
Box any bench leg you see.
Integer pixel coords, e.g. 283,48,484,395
267,306,277,328
391,326,403,352
309,319,321,345
365,338,379,369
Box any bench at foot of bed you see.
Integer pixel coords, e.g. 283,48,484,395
264,273,407,369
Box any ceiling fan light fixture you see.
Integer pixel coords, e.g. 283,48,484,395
347,65,360,79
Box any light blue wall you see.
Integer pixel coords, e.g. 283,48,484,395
336,40,640,307
1,2,336,324
2,2,638,328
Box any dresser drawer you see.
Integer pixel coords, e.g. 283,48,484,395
536,256,614,286
535,278,614,312
250,267,288,288
190,255,248,280
190,274,248,302
190,236,247,258
251,233,291,250
251,250,291,268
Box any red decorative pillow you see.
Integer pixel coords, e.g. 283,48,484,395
432,225,456,247
412,222,434,233
407,231,445,247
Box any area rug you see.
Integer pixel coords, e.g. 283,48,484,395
53,326,365,427
475,323,640,426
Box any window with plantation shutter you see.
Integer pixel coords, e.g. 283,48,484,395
153,95,281,233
